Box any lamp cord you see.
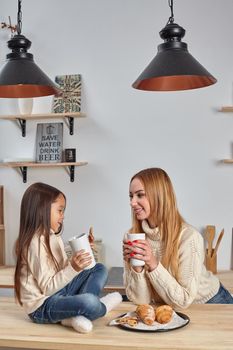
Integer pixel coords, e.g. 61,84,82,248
17,0,22,35
167,0,174,24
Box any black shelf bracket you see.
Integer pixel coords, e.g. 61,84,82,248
14,164,81,183
19,166,27,183
67,116,74,135
68,165,75,182
15,115,78,136
17,118,26,137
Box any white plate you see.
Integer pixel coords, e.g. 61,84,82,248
110,311,190,332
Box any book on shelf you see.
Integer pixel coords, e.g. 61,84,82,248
53,74,81,113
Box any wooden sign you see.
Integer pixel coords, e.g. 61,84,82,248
53,74,81,113
35,123,63,163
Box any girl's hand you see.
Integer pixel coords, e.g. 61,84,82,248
126,239,158,272
70,250,92,272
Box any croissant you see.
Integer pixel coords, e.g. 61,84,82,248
136,304,155,325
155,305,173,324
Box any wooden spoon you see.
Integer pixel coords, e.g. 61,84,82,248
88,226,97,253
212,229,224,257
205,225,215,257
88,226,95,244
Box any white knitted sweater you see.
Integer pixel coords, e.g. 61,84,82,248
20,231,78,314
123,222,220,308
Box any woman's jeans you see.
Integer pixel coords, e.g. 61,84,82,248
206,283,233,304
29,263,108,324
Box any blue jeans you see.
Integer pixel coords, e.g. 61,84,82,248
29,263,108,324
206,283,233,304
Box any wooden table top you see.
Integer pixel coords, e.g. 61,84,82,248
0,297,232,350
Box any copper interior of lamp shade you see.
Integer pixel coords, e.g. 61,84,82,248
0,84,61,98
132,75,217,91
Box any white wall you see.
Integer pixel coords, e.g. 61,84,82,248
0,0,232,270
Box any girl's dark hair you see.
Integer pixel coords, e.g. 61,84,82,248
14,182,66,305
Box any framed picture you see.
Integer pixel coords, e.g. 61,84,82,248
64,148,76,162
53,74,81,113
35,123,63,163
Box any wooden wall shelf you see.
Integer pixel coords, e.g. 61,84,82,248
0,161,88,183
0,112,86,137
220,106,233,112
222,159,233,164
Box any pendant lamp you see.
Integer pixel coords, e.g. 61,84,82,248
132,0,217,91
0,0,60,98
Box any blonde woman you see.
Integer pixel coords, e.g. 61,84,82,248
123,168,233,308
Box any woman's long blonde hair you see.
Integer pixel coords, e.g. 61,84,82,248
129,168,184,278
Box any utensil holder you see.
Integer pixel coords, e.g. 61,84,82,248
205,249,217,274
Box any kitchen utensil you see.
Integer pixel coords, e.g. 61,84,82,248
205,225,215,257
88,226,94,243
88,226,97,253
212,229,224,257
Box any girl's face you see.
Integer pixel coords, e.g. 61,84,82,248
50,194,66,233
129,178,150,221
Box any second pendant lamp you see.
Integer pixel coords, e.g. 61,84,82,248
132,0,217,91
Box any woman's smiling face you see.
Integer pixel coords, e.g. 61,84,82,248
129,177,150,221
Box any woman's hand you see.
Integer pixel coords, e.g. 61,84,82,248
70,250,92,272
123,239,132,264
124,239,158,272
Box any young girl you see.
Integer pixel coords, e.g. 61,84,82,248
14,182,122,333
123,168,233,308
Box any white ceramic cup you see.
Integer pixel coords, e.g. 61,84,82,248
127,233,145,266
68,233,96,269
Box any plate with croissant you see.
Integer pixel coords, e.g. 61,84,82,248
110,304,190,332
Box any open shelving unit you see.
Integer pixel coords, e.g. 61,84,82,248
0,161,88,183
0,111,88,182
0,111,86,136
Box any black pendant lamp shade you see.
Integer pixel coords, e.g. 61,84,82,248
0,0,60,98
132,1,217,91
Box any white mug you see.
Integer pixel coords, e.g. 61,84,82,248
68,233,96,269
127,233,145,266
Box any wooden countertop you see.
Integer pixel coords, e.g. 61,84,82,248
0,298,232,350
